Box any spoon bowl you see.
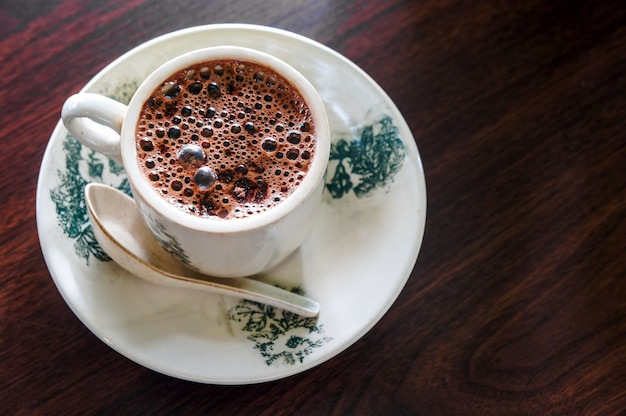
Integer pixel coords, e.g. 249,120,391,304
84,183,320,317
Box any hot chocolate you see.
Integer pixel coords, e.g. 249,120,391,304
135,59,316,219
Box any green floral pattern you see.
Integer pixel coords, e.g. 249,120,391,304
143,213,192,269
326,115,406,199
50,82,136,264
228,287,332,365
50,136,130,263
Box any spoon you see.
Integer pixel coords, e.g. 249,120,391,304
84,183,320,317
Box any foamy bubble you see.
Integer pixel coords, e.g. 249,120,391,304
135,59,317,219
194,166,216,191
177,144,205,168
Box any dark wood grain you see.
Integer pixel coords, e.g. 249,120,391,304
1,0,625,414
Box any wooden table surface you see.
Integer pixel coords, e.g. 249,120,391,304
1,1,625,414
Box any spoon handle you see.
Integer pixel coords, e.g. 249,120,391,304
171,274,320,317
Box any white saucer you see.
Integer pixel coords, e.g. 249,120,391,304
36,24,426,384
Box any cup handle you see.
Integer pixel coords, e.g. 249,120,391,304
61,93,128,163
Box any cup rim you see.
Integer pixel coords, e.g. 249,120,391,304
120,45,330,233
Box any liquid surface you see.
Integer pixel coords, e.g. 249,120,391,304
135,59,316,219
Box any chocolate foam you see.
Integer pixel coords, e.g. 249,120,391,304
135,59,316,219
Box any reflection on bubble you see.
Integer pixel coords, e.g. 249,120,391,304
177,144,205,168
208,82,221,98
162,82,180,99
194,166,217,191
262,138,277,152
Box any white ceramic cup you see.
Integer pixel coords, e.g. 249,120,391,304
62,46,330,277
